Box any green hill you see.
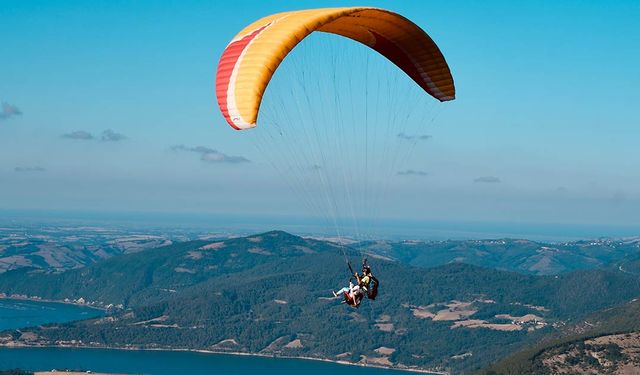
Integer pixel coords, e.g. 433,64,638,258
361,237,640,275
476,287,640,374
0,231,343,307
2,231,640,373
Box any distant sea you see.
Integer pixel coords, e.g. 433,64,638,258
2,208,638,241
0,299,407,374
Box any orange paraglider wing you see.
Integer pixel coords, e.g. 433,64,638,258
216,7,455,130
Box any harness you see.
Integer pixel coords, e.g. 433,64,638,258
344,258,379,303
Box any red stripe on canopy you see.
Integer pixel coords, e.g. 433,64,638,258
215,24,271,130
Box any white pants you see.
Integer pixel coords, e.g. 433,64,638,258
336,283,360,298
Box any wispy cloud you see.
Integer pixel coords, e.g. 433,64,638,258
397,169,428,176
15,166,46,173
62,129,127,142
101,129,126,142
172,145,250,164
62,130,94,140
474,176,501,183
0,102,22,121
397,133,432,141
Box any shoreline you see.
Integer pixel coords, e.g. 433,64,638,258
0,296,108,312
0,296,447,373
0,343,449,375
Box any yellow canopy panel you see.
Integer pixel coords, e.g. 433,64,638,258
216,7,455,130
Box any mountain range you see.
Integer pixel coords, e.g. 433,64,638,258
360,237,640,275
3,222,640,277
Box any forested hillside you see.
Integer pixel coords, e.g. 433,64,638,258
477,295,640,374
2,231,640,373
361,237,640,275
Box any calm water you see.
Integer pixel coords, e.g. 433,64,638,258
0,299,404,374
0,347,406,374
0,299,103,330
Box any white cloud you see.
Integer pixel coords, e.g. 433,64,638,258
101,129,126,142
15,166,46,172
62,130,94,140
397,133,432,141
397,169,428,176
474,176,501,183
0,102,22,121
172,145,250,164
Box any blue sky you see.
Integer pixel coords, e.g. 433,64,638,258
1,0,639,233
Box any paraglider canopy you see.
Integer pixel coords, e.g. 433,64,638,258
216,7,455,130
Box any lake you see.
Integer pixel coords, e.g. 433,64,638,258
0,299,406,374
0,347,408,374
0,298,103,331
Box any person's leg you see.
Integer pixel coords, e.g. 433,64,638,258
354,294,363,307
353,289,364,306
333,286,350,296
344,293,355,306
